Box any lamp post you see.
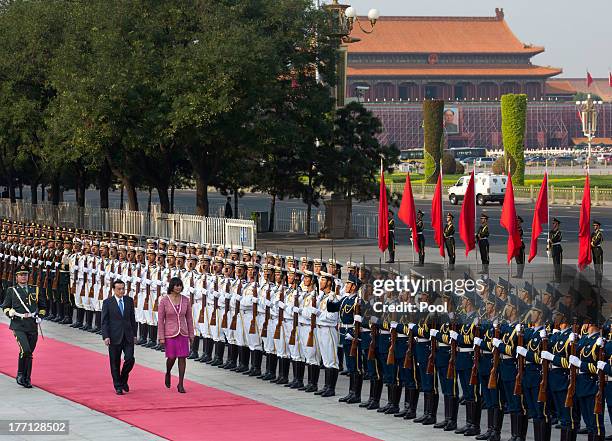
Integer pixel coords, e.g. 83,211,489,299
576,94,603,168
322,0,379,107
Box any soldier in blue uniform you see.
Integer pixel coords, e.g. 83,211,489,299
548,218,563,283
515,216,526,278
416,210,425,266
394,290,420,420
591,221,603,287
453,290,481,436
571,317,605,440
444,213,456,270
596,319,612,441
375,289,402,415
541,304,580,441
516,301,551,441
2,264,47,388
326,274,363,404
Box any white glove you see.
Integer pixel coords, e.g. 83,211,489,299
516,346,528,357
515,324,521,332
278,301,285,310
370,316,379,325
430,329,439,337
35,316,42,324
492,338,502,348
569,355,582,368
264,299,271,307
251,297,258,304
292,306,299,314
539,329,546,338
55,262,60,268
354,314,362,323
314,309,322,317
391,321,398,329
235,295,242,301
18,256,23,263
449,330,459,341
8,308,16,318
448,312,455,320
596,337,604,347
597,361,607,372
408,322,416,329
541,350,554,361
345,333,353,341
99,271,105,276
473,337,483,347
568,332,575,342
214,292,220,298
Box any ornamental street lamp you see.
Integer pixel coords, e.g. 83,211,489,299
322,0,379,107
576,94,603,167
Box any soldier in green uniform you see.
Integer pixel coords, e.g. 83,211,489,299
444,213,456,270
591,221,603,287
548,218,563,283
476,213,489,274
515,216,525,278
2,264,46,388
386,210,396,264
416,210,425,266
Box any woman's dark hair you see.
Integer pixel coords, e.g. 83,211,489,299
167,277,183,294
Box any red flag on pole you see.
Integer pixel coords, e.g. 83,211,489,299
586,71,593,88
431,172,445,257
578,174,592,270
459,171,475,256
609,72,612,87
398,173,419,253
378,162,389,253
528,172,549,262
500,173,522,264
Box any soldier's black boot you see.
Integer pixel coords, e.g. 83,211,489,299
305,365,319,392
16,358,25,386
508,413,519,441
228,344,239,370
339,373,355,402
91,311,101,333
489,408,503,441
47,301,56,321
203,338,215,363
61,304,72,324
55,300,64,322
23,358,33,388
71,308,84,328
316,368,330,396
378,385,393,413
567,428,578,441
294,362,306,390
519,414,529,441
360,380,376,408
145,326,156,348
422,393,439,425
285,361,298,387
263,354,277,381
236,347,249,373
188,337,200,359
394,385,411,417
322,368,338,397
367,380,383,410
444,396,459,431
80,311,92,331
346,373,362,404
476,408,495,440
434,395,450,428
278,358,290,385
385,384,402,415
404,387,420,420
456,400,473,434
250,350,262,377
211,341,224,366
464,401,481,436
244,350,255,375
414,392,429,423
533,419,543,441
195,338,207,362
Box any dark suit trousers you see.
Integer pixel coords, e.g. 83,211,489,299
108,337,135,388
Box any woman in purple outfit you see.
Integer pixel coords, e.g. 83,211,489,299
158,277,194,393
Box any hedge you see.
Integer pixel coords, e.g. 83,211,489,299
501,94,527,185
423,99,444,184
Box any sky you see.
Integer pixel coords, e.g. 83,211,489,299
344,0,612,78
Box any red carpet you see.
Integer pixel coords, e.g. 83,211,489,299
0,324,378,441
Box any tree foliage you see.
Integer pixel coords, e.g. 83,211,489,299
501,93,527,184
423,100,444,184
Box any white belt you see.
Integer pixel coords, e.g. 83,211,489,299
482,350,492,355
361,329,371,333
551,365,562,370
341,324,354,329
501,354,512,360
459,347,474,353
13,312,34,319
417,232,424,235
439,343,449,347
608,375,612,382
552,243,561,246
416,338,429,343
380,330,390,335
398,334,407,338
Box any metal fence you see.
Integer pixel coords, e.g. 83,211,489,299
0,200,256,248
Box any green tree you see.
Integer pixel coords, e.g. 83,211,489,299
423,100,444,184
501,93,527,184
320,101,399,238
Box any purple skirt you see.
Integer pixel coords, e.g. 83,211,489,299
164,334,190,358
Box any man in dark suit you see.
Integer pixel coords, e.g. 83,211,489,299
101,280,136,395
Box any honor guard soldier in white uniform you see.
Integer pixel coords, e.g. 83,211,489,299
314,271,340,397
299,270,322,392
243,262,263,376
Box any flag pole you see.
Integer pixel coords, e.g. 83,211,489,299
546,159,550,264
474,167,478,272
380,157,387,263
440,157,445,267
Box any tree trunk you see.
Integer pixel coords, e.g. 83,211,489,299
343,190,352,239
119,184,124,210
268,193,276,232
122,177,138,211
30,181,38,205
98,161,112,209
8,177,15,203
195,175,209,217
233,188,238,219
18,184,23,199
170,185,175,213
306,173,312,236
147,187,152,213
157,185,171,214
76,170,86,208
51,180,60,205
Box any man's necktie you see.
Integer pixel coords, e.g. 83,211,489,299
119,298,124,316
